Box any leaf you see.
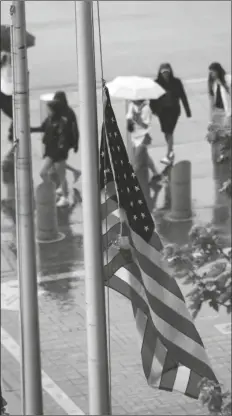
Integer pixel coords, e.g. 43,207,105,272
219,287,232,305
209,299,219,312
226,304,231,314
216,271,231,289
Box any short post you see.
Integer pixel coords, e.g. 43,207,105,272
35,181,65,243
211,141,230,226
167,161,192,221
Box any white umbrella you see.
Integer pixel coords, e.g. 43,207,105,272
106,76,165,100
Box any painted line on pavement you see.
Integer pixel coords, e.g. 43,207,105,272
184,73,231,85
29,73,232,94
38,269,85,284
198,315,219,321
1,327,85,416
185,77,207,84
214,323,231,335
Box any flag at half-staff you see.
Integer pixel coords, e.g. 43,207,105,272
100,85,218,399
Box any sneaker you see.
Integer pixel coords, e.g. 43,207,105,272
160,156,172,165
56,196,69,207
161,151,175,165
56,187,63,196
169,151,175,161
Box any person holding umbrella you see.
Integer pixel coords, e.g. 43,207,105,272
106,76,166,209
150,63,192,165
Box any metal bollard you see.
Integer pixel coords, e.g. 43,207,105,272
167,161,192,221
35,181,65,243
211,141,230,227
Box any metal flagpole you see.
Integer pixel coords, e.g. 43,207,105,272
10,2,43,414
75,1,111,414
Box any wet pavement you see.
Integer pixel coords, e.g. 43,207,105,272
1,3,231,411
1,253,231,415
1,77,231,415
1,131,231,415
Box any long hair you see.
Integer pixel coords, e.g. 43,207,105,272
208,62,229,96
156,63,175,85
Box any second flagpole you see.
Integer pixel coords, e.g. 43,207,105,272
10,2,43,414
75,1,111,414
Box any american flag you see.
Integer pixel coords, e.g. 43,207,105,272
100,86,218,399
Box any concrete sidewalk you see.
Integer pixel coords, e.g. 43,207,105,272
1,81,231,415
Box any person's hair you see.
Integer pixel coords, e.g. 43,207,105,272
208,62,229,96
47,100,62,117
53,91,68,107
157,63,174,84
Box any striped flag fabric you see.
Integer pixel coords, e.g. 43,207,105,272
100,86,218,399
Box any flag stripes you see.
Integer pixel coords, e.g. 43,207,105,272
100,85,218,399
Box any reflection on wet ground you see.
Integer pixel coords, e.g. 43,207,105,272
39,277,81,311
37,190,83,277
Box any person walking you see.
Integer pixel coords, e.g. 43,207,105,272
1,52,15,217
126,99,161,208
1,52,13,145
31,99,71,207
208,62,231,128
150,63,192,165
52,91,81,184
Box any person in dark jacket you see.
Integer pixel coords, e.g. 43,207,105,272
53,91,81,184
1,53,15,193
208,62,231,126
31,99,70,207
150,63,192,165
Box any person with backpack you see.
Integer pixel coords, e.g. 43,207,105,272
31,99,72,207
150,63,192,165
52,91,81,185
